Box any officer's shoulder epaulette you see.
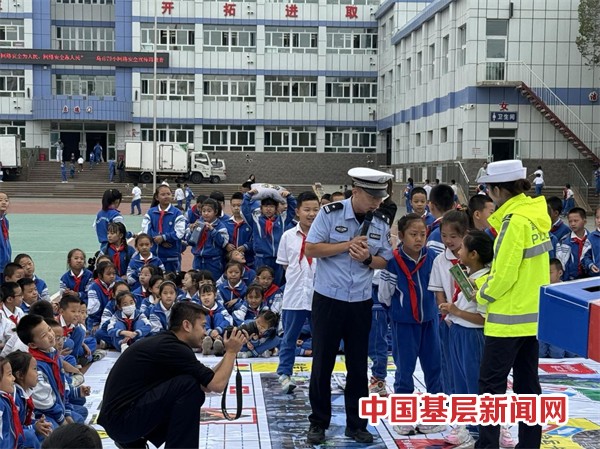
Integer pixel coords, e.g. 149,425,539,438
323,202,344,214
502,213,513,222
373,210,391,226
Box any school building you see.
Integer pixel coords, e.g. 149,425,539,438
0,0,598,185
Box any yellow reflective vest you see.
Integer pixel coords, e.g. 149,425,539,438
476,193,552,337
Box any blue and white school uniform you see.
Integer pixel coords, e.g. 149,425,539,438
86,279,113,330
556,230,591,280
217,280,247,313
446,267,488,395
426,217,445,256
0,391,19,449
379,246,442,395
216,266,256,287
204,302,234,336
583,229,600,276
99,243,136,277
126,252,165,288
59,269,94,304
141,204,186,273
233,301,269,326
187,218,229,280
262,283,284,314
148,302,173,334
32,275,49,302
550,218,570,242
107,310,151,350
93,207,124,247
224,216,255,266
0,213,11,280
14,384,44,449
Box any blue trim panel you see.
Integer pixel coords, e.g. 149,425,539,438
53,69,116,76
134,68,378,77
375,0,432,20
0,114,33,120
132,117,377,127
52,20,114,28
392,0,454,44
32,98,132,122
115,0,133,52
133,16,377,28
0,12,33,19
32,0,51,50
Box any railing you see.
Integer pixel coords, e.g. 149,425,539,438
568,162,590,208
477,61,600,159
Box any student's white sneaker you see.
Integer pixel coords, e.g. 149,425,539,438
237,351,252,358
417,424,446,434
202,336,213,355
213,339,224,356
120,343,129,352
278,374,297,394
368,377,388,397
500,426,517,448
260,350,272,357
444,426,474,447
393,425,416,436
92,349,107,361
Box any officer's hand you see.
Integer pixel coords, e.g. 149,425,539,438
223,328,247,354
349,236,370,261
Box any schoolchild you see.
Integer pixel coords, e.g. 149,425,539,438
3,264,24,283
426,184,456,256
174,184,185,209
562,183,575,216
126,233,164,290
132,266,161,309
86,262,116,333
186,195,204,226
184,183,194,211
14,254,49,302
547,196,570,241
217,262,247,313
411,187,435,227
0,356,23,449
428,210,469,396
440,231,494,448
584,207,600,276
58,294,90,365
199,284,233,356
237,310,281,358
187,199,229,280
255,265,283,314
224,192,254,267
233,284,270,326
94,189,125,248
179,270,200,303
1,301,54,358
556,207,590,280
6,351,53,448
467,194,495,232
140,275,163,317
1,282,25,342
0,192,10,283
130,183,142,215
59,249,94,305
148,281,177,334
95,281,131,348
275,190,319,393
99,222,135,278
17,278,38,314
403,178,414,213
107,291,151,352
242,189,297,285
216,250,256,287
379,214,443,436
141,185,186,273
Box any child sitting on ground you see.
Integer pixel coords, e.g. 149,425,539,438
126,233,165,289
107,291,151,352
233,284,270,326
99,222,135,278
217,262,247,313
59,294,91,367
238,310,280,358
60,249,94,305
18,278,38,314
179,270,201,303
254,266,283,314
199,284,233,356
140,275,164,317
148,281,177,335
15,254,49,302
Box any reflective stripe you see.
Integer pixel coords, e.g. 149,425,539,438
478,276,495,303
523,240,553,259
493,219,511,260
486,312,539,325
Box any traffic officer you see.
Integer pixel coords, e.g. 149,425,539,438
476,159,552,449
305,167,394,445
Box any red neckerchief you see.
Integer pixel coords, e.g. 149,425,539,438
264,283,279,300
24,396,34,426
142,287,150,298
427,217,442,238
71,271,83,292
233,220,244,245
197,226,208,249
450,258,461,303
158,209,166,233
229,283,242,299
28,348,64,396
1,217,8,240
8,314,18,326
298,230,312,266
94,279,112,300
573,234,587,275
1,392,23,446
393,248,427,322
264,216,276,237
62,325,73,337
123,315,134,331
110,244,125,273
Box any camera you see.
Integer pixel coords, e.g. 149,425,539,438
224,321,259,338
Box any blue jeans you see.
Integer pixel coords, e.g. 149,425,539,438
368,307,389,380
277,309,311,377
131,199,142,214
535,184,543,195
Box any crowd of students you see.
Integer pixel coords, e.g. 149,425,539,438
0,165,583,447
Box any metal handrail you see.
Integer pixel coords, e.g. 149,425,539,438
568,162,590,206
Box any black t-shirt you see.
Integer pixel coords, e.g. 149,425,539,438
98,332,215,419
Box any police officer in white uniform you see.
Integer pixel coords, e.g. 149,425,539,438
305,167,394,445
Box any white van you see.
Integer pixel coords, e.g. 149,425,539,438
210,158,227,183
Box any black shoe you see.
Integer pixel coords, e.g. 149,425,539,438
345,427,374,443
115,438,148,449
307,425,326,445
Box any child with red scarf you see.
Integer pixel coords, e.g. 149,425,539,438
216,262,248,314
86,262,116,335
107,291,151,352
99,222,135,278
255,266,283,314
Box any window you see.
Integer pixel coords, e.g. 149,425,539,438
415,133,421,147
140,124,194,143
0,70,25,97
442,35,449,74
0,121,25,147
326,28,377,55
427,130,433,145
324,127,376,153
416,51,422,85
381,24,386,51
405,57,411,90
458,25,467,67
429,43,435,80
203,76,255,102
385,70,393,98
55,27,114,51
396,63,402,94
265,27,318,54
440,127,448,143
0,20,24,48
55,75,115,96
141,24,195,51
325,77,377,103
203,26,256,52
264,127,317,152
203,126,255,151
265,76,317,102
141,75,195,101
56,0,114,3
486,19,508,59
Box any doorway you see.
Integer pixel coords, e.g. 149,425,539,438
490,139,515,161
59,132,81,162
86,133,107,162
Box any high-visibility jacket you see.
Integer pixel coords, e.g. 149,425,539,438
477,193,552,337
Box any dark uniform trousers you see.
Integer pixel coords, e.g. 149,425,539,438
103,374,204,449
475,336,542,449
309,291,373,431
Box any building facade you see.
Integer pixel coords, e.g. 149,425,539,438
377,0,600,185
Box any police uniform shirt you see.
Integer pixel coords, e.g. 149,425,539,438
306,198,392,302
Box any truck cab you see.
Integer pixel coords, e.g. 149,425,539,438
210,158,227,183
188,149,213,184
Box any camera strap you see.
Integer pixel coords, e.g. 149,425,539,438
221,357,243,421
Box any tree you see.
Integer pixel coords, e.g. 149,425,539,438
576,0,600,67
